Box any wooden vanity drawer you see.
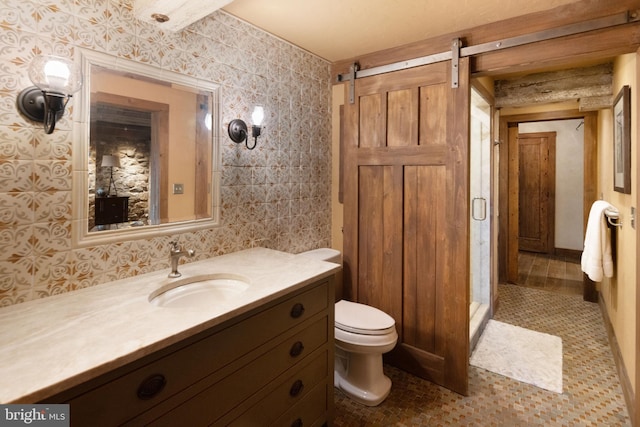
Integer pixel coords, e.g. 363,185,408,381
66,282,328,426
148,318,328,426
272,381,329,427
224,352,329,426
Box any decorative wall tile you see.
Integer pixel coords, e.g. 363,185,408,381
32,221,72,255
75,0,109,18
43,0,75,15
0,0,38,34
107,1,136,36
33,160,72,191
75,18,108,51
134,36,162,66
81,245,116,273
0,192,34,226
37,5,75,42
0,4,332,307
0,224,33,260
0,126,35,160
107,28,136,60
32,251,73,296
0,160,33,193
68,247,103,280
34,129,72,160
33,190,72,222
121,242,154,273
0,258,34,306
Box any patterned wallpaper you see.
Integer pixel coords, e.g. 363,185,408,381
0,0,332,307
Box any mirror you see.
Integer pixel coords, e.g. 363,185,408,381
73,49,221,247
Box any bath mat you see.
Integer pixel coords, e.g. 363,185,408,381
470,320,563,393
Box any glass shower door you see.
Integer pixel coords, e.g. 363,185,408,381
469,88,491,349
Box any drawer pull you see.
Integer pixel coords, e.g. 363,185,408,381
290,303,305,318
291,418,303,427
137,374,166,400
289,341,305,357
289,379,304,397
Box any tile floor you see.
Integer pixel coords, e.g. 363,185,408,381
333,283,630,426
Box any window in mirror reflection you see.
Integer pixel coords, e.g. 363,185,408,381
88,65,213,233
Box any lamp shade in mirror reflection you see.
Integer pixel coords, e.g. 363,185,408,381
101,155,121,197
228,105,264,150
17,55,83,134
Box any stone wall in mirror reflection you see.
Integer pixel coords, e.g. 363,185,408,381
87,65,213,232
89,109,152,230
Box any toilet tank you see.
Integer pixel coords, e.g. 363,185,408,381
298,248,343,300
298,248,342,264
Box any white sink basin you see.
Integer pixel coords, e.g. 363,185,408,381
149,274,250,308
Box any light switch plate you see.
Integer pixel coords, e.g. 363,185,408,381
173,183,184,194
631,207,636,229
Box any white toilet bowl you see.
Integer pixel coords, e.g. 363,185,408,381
297,248,398,406
334,299,398,406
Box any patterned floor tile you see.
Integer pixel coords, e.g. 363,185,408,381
334,284,630,426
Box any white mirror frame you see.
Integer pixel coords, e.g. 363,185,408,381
72,49,221,248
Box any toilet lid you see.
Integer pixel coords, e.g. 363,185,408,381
335,300,396,335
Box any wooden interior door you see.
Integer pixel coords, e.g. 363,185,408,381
343,58,470,395
517,132,556,253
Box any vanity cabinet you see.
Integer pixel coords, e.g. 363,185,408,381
47,278,334,426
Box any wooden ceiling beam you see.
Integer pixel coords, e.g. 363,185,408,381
133,0,233,31
494,63,613,108
472,24,639,77
331,0,640,82
579,95,612,112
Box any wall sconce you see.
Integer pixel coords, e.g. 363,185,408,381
17,55,83,134
101,155,121,197
228,106,264,150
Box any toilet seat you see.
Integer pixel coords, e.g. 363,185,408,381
335,300,396,336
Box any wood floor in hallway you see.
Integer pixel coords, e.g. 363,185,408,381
517,251,584,296
334,283,630,426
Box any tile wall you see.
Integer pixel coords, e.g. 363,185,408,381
0,0,332,306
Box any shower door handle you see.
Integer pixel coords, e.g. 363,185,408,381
472,197,487,221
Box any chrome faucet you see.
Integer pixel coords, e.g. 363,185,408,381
168,241,195,278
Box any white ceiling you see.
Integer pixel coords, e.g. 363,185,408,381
222,0,582,62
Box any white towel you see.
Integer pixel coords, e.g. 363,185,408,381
581,201,614,282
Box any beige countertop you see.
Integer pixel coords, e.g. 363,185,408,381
0,248,340,403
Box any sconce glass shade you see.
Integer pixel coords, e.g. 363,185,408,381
28,55,83,94
251,106,264,126
17,55,83,134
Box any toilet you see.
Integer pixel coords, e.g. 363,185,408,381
297,248,398,406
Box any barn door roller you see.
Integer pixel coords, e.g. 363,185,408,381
338,9,639,102
348,63,358,104
451,38,460,89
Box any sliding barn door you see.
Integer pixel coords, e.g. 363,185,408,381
343,58,470,395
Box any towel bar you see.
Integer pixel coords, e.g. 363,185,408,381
604,208,622,228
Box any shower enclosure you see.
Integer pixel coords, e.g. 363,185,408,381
469,87,492,349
